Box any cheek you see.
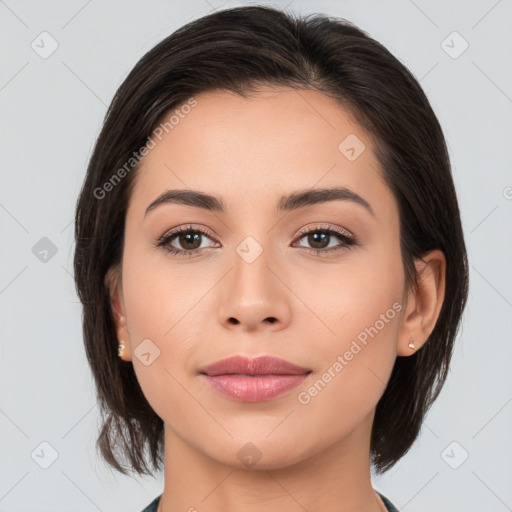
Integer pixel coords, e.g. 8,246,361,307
121,272,196,424
303,241,404,394
120,242,210,414
293,268,404,445
301,242,404,342
122,237,208,340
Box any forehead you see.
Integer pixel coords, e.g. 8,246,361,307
129,87,395,220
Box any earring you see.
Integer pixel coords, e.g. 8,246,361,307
408,337,415,350
118,341,125,358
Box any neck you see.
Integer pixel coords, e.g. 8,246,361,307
157,409,387,512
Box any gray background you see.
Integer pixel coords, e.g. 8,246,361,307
1,0,511,511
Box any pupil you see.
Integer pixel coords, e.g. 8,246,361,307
309,232,328,249
180,232,201,250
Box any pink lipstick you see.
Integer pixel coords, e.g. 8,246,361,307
198,355,312,402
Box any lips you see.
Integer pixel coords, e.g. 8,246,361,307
198,355,313,402
198,355,312,377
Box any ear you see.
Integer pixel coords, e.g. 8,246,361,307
397,249,446,356
104,266,132,361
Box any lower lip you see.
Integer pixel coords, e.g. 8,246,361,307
201,374,310,402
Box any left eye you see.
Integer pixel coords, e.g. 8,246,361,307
293,227,356,253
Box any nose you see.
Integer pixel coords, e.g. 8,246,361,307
218,244,291,333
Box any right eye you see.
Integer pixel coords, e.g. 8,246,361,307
155,225,219,257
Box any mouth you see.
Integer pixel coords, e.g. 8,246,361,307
198,355,312,402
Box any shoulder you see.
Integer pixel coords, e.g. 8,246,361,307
140,494,162,512
377,491,400,512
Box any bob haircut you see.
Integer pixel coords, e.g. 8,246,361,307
73,5,469,476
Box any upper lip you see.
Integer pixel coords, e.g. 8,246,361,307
198,355,312,376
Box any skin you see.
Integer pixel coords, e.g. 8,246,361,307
107,87,446,512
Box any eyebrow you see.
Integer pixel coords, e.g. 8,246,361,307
144,186,374,218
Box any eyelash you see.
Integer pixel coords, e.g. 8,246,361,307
155,224,357,258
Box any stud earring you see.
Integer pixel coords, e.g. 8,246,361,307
408,337,415,350
118,341,125,358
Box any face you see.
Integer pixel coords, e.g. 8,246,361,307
112,87,409,470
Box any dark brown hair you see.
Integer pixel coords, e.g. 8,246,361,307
73,5,469,476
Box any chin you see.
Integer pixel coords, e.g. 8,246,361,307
204,436,311,472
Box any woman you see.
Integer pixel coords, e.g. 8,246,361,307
73,6,469,511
